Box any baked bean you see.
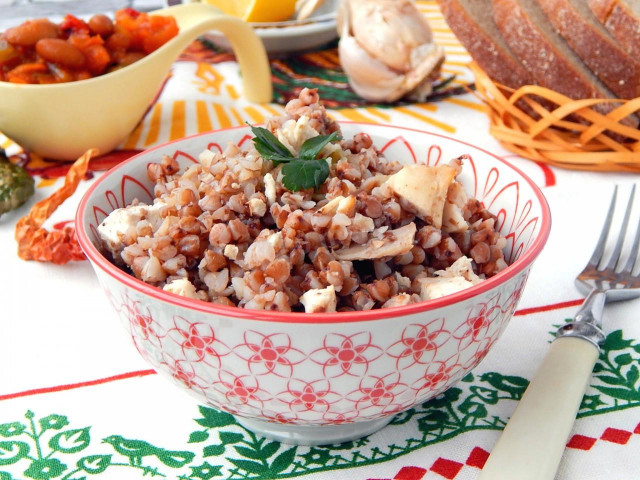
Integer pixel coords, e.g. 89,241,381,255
88,14,114,37
35,39,85,68
5,19,58,46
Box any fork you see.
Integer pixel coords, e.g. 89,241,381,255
478,185,640,480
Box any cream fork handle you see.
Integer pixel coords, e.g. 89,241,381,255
478,337,599,480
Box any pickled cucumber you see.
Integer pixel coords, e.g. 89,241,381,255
0,151,35,215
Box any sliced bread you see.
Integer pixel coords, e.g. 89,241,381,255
536,0,640,99
437,0,533,88
492,0,623,112
588,0,640,59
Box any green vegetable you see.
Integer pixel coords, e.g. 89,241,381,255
249,125,293,164
0,150,35,216
248,124,340,191
282,159,330,192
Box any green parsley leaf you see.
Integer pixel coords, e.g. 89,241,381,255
248,123,339,192
248,124,293,164
298,131,341,160
281,159,330,191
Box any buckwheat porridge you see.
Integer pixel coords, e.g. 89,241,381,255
98,89,507,313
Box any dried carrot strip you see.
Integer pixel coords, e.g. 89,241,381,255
15,148,97,264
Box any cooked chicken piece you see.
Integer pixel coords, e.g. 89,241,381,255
276,115,317,155
163,278,208,301
337,195,356,217
438,255,481,282
224,244,239,260
318,195,356,217
386,164,457,229
442,180,469,233
300,285,337,313
420,276,475,300
382,293,412,308
418,256,481,300
264,173,276,205
249,197,267,217
333,222,416,260
318,195,345,215
98,201,166,258
337,0,445,102
442,201,468,233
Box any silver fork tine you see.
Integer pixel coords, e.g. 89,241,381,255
588,186,617,268
623,187,640,274
627,215,640,275
607,184,635,271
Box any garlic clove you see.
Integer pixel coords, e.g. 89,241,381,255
349,0,434,72
403,42,445,100
338,35,407,102
337,0,445,103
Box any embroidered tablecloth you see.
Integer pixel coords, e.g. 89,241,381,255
2,2,640,479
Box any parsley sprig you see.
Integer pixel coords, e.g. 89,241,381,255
248,124,340,191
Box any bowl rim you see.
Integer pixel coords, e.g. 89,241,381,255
76,122,551,324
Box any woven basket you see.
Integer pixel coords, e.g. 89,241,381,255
469,62,640,172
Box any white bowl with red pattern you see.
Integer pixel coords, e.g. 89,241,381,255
76,123,551,445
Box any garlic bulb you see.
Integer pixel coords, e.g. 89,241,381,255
337,0,445,102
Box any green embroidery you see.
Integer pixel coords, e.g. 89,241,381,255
579,329,640,414
1,329,638,479
101,435,194,468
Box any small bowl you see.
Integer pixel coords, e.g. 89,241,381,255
76,123,551,445
0,3,272,160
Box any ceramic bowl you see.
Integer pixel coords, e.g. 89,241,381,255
76,123,551,445
0,3,271,160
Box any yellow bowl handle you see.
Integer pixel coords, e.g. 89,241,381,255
154,3,273,103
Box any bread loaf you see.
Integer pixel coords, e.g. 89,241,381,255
492,0,624,116
537,0,640,99
588,0,640,59
437,0,533,88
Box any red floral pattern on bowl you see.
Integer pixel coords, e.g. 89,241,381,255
77,123,550,445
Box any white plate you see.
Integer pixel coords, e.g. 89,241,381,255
200,0,338,54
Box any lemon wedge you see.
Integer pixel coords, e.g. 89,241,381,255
203,0,297,23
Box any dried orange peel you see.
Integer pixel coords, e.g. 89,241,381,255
469,62,640,172
15,148,97,264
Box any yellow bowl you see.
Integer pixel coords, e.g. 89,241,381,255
0,3,272,160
